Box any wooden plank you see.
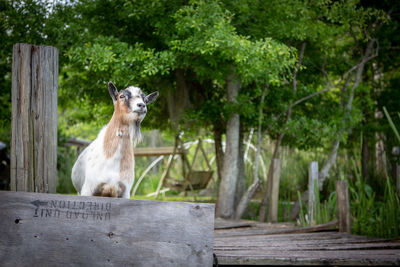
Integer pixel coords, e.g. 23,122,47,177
268,158,280,222
214,218,252,229
11,43,58,193
134,147,182,157
214,231,400,265
0,191,214,266
215,232,400,248
308,161,318,225
336,180,351,233
215,250,400,266
64,138,91,147
215,220,338,237
64,138,187,157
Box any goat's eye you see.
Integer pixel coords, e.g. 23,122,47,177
119,95,125,99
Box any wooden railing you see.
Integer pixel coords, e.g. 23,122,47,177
64,138,187,157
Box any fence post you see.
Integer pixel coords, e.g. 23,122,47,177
308,161,318,225
397,164,400,196
336,180,351,233
392,147,400,195
268,158,281,223
10,43,58,193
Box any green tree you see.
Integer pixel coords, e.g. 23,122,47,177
61,0,295,218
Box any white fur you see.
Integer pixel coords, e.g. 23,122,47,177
71,127,135,199
71,84,156,199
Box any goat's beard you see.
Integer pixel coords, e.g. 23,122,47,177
132,120,142,146
131,110,146,121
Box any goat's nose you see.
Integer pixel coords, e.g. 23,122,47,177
137,103,145,109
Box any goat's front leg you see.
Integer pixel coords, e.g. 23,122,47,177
122,190,131,199
80,183,93,196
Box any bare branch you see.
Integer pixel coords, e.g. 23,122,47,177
292,42,306,93
290,39,378,110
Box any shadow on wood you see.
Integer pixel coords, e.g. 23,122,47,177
0,191,214,266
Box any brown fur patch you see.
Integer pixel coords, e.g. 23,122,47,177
117,182,126,198
92,182,126,198
103,93,133,158
93,183,117,197
120,135,134,183
103,118,120,158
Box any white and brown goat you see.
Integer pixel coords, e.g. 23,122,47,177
71,82,158,198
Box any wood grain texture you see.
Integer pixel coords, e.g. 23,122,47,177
336,180,351,233
396,164,400,195
0,191,214,267
268,158,280,223
308,161,318,225
11,43,58,193
215,226,400,265
134,147,186,157
215,220,338,237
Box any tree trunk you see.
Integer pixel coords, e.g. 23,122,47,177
235,123,246,208
259,133,283,222
213,126,224,187
318,138,340,189
361,132,370,181
216,71,241,219
167,69,192,126
235,85,268,219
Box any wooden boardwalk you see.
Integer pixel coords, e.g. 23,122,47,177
214,219,400,266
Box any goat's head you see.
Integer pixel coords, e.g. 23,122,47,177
108,82,158,125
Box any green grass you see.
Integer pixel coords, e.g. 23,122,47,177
296,188,337,227
349,159,400,238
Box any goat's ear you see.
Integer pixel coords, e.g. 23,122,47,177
108,82,118,104
145,91,159,105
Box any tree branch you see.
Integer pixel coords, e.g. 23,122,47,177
290,39,378,110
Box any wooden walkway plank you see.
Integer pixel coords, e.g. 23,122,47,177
214,221,400,265
215,220,338,237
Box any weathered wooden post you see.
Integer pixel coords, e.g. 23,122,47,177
392,147,400,195
336,180,351,233
10,43,58,193
397,164,400,195
308,161,318,225
268,158,281,223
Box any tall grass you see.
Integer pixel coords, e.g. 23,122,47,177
296,186,337,227
295,155,400,237
349,170,400,237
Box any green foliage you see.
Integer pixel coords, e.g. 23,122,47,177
296,189,337,227
171,0,295,85
383,106,400,144
349,158,400,238
0,0,51,142
57,146,77,194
